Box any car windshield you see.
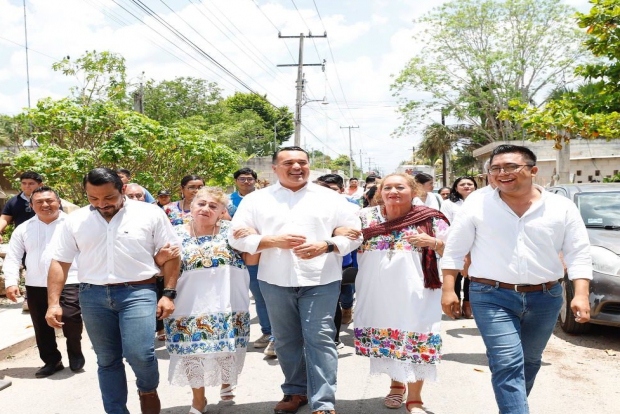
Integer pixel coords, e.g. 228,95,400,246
575,192,620,228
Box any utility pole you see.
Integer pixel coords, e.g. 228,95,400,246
359,150,365,175
412,146,416,164
23,0,32,135
340,126,359,178
366,157,373,175
133,82,144,114
278,32,327,146
441,110,448,187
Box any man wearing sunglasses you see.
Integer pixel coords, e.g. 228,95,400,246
441,144,591,414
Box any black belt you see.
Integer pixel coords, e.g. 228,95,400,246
470,277,558,293
105,277,157,286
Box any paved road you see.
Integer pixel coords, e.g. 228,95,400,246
1,300,619,414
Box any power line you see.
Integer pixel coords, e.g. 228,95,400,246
249,0,296,63
152,0,283,105
0,36,60,61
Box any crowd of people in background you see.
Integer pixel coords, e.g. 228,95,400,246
0,144,593,414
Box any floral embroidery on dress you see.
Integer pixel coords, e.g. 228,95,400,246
176,222,246,272
164,201,192,226
166,311,250,355
354,327,442,364
358,206,448,254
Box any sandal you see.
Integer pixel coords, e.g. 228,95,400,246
156,331,166,341
188,400,207,414
220,384,236,401
406,400,426,413
384,385,406,409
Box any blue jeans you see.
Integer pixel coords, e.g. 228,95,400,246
259,280,340,412
469,281,563,414
247,265,272,338
339,283,355,309
79,283,159,414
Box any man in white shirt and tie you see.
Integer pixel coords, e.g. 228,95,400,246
441,145,592,414
4,186,84,378
45,168,180,414
229,147,362,414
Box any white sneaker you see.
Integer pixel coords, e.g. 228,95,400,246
254,334,271,348
263,340,276,357
22,300,29,312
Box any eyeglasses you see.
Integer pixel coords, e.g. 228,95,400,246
236,178,255,183
488,164,534,175
184,185,204,191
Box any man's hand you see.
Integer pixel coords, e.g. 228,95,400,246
5,286,20,302
232,227,258,239
441,290,462,319
155,243,180,266
45,306,64,329
333,227,361,240
571,294,591,324
292,241,328,259
157,296,175,320
272,234,307,249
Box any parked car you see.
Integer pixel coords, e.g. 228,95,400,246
547,183,620,333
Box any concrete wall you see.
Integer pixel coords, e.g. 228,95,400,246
472,139,620,186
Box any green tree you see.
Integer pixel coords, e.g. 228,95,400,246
392,0,584,142
52,50,128,107
328,155,362,178
3,98,240,204
143,77,222,126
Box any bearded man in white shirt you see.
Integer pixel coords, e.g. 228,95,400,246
441,145,592,414
228,147,362,414
4,186,84,378
45,168,181,414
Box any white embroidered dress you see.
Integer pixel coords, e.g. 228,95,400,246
354,206,449,383
165,221,250,388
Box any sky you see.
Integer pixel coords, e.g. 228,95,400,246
0,0,594,175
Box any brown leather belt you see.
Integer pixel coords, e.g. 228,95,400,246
106,277,157,286
470,277,558,293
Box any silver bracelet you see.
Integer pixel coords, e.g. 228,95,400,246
434,238,438,250
48,305,61,309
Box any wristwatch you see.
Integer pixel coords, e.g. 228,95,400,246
324,240,335,253
162,289,177,300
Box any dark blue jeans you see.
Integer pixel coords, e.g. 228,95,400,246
470,281,563,414
79,283,159,414
248,265,272,337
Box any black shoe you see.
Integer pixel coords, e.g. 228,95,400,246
35,361,64,378
69,354,85,372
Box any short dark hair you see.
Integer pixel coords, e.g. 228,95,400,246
349,177,359,182
317,174,344,189
181,174,204,187
272,146,309,164
116,168,132,178
84,168,124,193
20,171,43,183
30,186,60,203
490,144,537,166
234,168,257,180
414,173,434,185
438,186,451,193
449,176,478,202
365,175,380,185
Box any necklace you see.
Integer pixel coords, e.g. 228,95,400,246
191,220,218,262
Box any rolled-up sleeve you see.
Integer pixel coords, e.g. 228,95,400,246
153,208,181,252
329,198,362,256
562,203,593,280
228,199,262,254
49,220,79,264
441,207,476,270
3,226,26,287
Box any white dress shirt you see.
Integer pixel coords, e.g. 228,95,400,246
3,212,78,288
412,193,441,210
441,185,592,284
440,198,464,224
49,199,179,285
228,181,362,287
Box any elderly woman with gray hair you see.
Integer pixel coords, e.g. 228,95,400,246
164,187,250,414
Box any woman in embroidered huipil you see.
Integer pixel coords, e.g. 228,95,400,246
354,173,449,414
164,187,250,414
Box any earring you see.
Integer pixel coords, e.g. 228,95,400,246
216,219,222,226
